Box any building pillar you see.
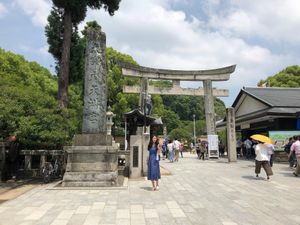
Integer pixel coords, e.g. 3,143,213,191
40,153,46,169
203,80,216,135
25,155,32,170
226,107,237,162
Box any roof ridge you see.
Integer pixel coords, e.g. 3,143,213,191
244,86,300,90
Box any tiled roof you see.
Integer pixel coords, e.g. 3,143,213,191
243,87,300,107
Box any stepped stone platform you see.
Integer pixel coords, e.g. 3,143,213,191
62,134,119,187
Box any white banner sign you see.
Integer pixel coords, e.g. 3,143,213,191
208,135,219,158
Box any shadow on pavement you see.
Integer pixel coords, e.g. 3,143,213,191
140,186,154,191
278,172,299,177
241,175,266,180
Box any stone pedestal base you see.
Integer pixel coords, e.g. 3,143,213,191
129,128,150,179
62,134,119,187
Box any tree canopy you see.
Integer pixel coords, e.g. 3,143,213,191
0,48,82,149
258,65,300,87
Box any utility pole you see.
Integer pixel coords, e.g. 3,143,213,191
193,114,196,145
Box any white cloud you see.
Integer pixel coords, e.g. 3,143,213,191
208,0,300,44
14,0,51,27
0,3,8,18
19,44,50,57
79,0,300,106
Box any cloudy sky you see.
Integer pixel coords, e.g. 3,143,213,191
0,0,300,107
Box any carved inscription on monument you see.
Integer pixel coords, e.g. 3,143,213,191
133,146,139,168
82,29,107,134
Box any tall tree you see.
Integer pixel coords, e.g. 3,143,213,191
49,0,121,108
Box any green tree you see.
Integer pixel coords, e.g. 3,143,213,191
106,47,140,126
47,0,121,108
0,49,82,148
45,7,86,86
169,128,191,143
258,65,300,87
161,109,182,132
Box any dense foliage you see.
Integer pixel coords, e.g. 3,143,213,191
0,48,82,149
258,65,300,87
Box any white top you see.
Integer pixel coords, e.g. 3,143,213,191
255,143,270,161
173,140,180,150
167,143,173,152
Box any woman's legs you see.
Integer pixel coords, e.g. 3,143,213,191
155,180,159,190
151,180,159,190
151,180,155,190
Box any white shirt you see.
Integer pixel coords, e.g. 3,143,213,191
173,140,180,150
167,143,173,152
255,143,270,161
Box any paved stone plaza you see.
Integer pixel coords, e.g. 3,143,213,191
0,153,299,225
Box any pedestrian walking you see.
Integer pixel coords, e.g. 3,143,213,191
267,143,275,167
179,143,184,158
255,142,273,180
244,138,252,159
199,141,206,160
288,135,300,177
218,140,225,157
147,135,161,191
167,140,174,163
285,137,296,167
236,139,242,158
173,138,180,162
196,141,200,159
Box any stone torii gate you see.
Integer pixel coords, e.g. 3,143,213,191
120,62,236,136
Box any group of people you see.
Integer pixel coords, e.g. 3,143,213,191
161,138,183,162
245,135,300,179
195,141,207,160
237,138,275,162
286,135,300,177
284,136,299,169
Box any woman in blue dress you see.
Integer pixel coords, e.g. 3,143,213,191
147,135,161,191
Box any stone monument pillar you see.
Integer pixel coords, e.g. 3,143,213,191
226,107,237,162
82,29,107,134
62,28,119,187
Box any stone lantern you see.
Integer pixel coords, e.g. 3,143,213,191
106,106,115,136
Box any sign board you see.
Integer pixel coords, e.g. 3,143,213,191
208,135,219,158
269,131,300,151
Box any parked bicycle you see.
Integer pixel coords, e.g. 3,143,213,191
41,156,65,183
